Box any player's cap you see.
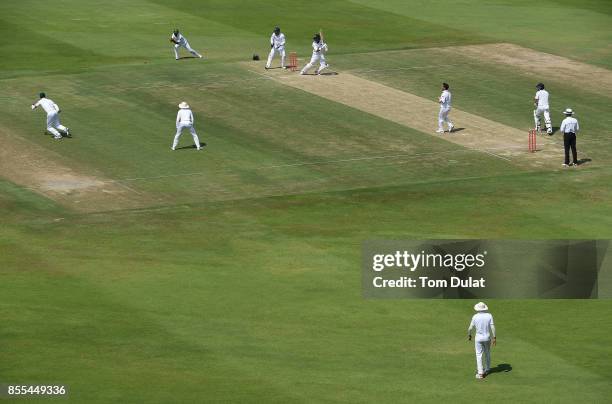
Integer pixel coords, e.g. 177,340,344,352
563,108,574,115
178,102,190,109
474,302,488,312
39,92,46,98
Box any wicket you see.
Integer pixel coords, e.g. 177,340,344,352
289,52,298,71
528,129,537,152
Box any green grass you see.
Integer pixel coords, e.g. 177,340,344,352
1,0,612,402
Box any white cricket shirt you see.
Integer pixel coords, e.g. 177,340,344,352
468,312,495,342
34,98,59,115
560,116,579,134
439,90,452,108
311,41,328,56
176,109,194,125
535,89,550,108
172,33,187,46
270,33,285,48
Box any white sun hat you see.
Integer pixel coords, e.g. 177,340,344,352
178,101,190,109
474,302,488,312
563,108,574,115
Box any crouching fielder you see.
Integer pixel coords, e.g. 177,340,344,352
172,102,201,151
266,26,286,69
437,83,454,133
300,33,328,75
170,29,203,60
31,92,70,140
468,302,496,379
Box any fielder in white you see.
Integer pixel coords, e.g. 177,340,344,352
170,29,203,60
266,26,286,69
437,82,454,133
31,92,70,140
300,33,328,75
172,102,201,151
468,302,496,379
534,82,553,134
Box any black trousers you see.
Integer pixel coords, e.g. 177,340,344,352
563,132,577,165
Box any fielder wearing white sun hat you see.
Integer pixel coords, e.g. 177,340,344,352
172,102,201,151
563,108,574,115
468,302,496,379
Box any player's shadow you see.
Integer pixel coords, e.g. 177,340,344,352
175,143,207,151
177,56,200,60
487,363,512,375
577,158,592,165
319,71,338,76
450,127,465,133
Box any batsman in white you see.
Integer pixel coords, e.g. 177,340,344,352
436,82,454,133
31,92,70,140
172,102,201,151
468,302,496,379
300,33,328,75
266,26,286,69
534,83,553,134
170,29,203,60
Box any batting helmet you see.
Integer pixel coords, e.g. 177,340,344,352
536,83,545,90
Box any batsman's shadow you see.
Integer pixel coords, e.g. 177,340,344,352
488,363,512,375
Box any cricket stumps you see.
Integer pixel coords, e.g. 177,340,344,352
289,52,298,71
528,129,537,152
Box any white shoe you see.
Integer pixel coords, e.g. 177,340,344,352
199,55,203,59
562,163,569,167
54,135,62,140
171,147,175,150
436,129,444,133
475,373,484,379
300,72,305,75
282,66,287,69
448,124,454,133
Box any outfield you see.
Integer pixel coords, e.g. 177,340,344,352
1,0,612,402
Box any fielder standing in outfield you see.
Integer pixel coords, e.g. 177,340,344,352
534,83,553,134
300,33,328,75
266,26,286,69
560,108,580,167
468,302,496,379
436,83,454,133
31,92,70,140
170,29,203,60
172,102,201,151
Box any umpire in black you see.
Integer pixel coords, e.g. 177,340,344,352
559,108,580,167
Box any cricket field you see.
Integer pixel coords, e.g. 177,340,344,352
1,0,611,402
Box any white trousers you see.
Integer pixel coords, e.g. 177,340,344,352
438,107,453,130
534,107,552,131
173,123,200,149
475,340,491,375
300,54,327,74
46,112,68,137
266,46,286,68
174,42,201,59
